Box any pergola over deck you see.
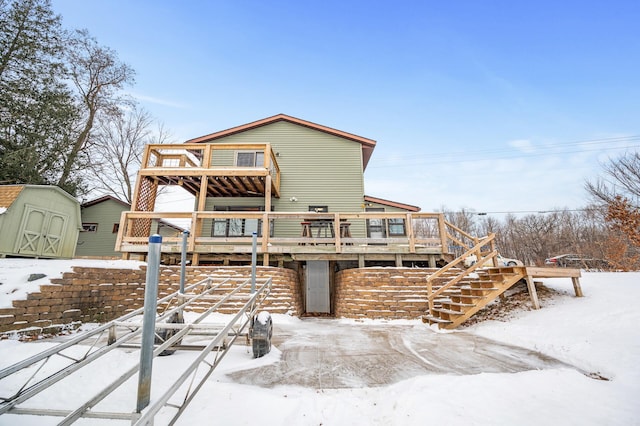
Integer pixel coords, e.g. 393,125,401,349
130,143,281,258
133,142,280,211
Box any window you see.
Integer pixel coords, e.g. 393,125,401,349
388,218,406,236
365,208,386,240
236,151,264,167
112,223,120,233
309,205,328,213
82,223,98,232
211,206,273,237
364,208,407,239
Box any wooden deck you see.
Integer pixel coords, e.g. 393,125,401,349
116,211,463,266
138,143,281,199
519,266,583,310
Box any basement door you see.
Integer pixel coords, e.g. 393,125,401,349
305,261,330,313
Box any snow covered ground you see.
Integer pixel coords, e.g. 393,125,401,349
0,259,638,425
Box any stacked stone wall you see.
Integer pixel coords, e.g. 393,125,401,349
0,266,301,335
335,268,438,319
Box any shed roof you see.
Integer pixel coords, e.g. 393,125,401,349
184,114,377,170
0,185,25,209
364,195,421,212
0,184,79,209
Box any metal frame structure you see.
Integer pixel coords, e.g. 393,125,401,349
0,274,272,425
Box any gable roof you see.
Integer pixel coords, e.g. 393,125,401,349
364,195,421,212
82,195,130,209
184,114,377,170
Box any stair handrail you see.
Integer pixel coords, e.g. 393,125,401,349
426,233,498,312
443,220,480,252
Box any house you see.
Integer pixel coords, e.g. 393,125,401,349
76,195,184,258
117,114,463,314
117,114,450,264
0,185,81,258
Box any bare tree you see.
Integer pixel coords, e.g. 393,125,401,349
57,29,135,193
90,107,174,203
586,151,640,262
586,151,640,205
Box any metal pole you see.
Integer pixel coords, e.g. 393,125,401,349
136,234,162,414
251,232,257,293
180,230,190,294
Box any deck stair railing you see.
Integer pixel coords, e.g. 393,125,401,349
422,233,527,329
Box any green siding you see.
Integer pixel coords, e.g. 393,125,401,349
77,199,184,257
76,199,127,257
210,149,235,166
200,121,367,238
0,186,81,258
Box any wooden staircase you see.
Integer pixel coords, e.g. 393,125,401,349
421,233,526,329
422,266,525,329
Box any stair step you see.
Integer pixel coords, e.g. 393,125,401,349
480,275,505,282
461,286,497,294
441,301,475,307
421,315,452,324
451,294,484,300
433,307,465,316
471,281,499,289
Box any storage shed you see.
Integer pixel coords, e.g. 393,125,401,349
0,185,81,258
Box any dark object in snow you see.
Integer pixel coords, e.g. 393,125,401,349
155,312,184,356
250,311,273,358
28,273,46,282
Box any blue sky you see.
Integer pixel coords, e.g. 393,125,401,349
52,0,640,214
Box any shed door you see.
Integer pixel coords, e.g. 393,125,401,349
41,212,68,256
17,205,68,257
305,261,330,313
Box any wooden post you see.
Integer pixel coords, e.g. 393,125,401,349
202,144,212,168
264,174,272,212
572,277,584,297
140,144,152,170
262,212,270,266
406,213,415,253
262,173,272,266
524,275,541,310
197,176,208,211
438,213,447,254
490,233,498,267
263,143,271,170
334,213,341,253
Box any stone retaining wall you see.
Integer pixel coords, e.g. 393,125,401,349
1,265,442,335
0,266,301,335
335,268,437,319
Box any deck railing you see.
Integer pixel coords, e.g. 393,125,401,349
116,211,483,258
139,143,281,195
425,234,497,312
